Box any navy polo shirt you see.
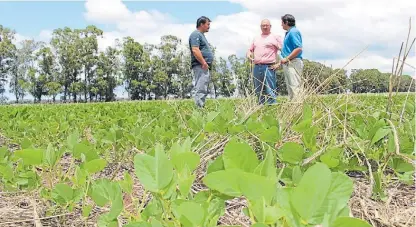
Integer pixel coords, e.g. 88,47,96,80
282,26,303,59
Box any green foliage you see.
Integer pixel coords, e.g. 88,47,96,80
0,93,414,226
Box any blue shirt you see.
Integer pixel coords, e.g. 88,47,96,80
281,26,303,59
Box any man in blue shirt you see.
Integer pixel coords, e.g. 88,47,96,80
188,16,213,108
280,14,304,100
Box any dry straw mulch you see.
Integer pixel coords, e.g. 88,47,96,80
1,177,414,227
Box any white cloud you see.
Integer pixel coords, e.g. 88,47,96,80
6,0,409,78
84,0,131,23
13,30,53,47
316,55,416,75
82,0,415,75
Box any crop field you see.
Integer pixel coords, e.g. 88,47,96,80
0,93,414,227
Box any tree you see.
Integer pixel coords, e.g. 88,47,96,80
301,60,348,94
93,46,121,101
51,27,82,102
175,46,192,99
122,37,149,100
9,39,42,103
0,25,17,98
78,25,103,102
229,54,251,97
155,35,182,99
1,23,411,104
350,69,388,93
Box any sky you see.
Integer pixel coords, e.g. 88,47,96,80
0,0,415,101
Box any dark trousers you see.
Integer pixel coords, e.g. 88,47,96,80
253,64,277,104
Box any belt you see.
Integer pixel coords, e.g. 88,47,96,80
255,62,274,66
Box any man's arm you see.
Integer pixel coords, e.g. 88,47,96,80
190,33,208,69
246,40,255,60
275,34,283,50
191,47,207,65
284,31,302,61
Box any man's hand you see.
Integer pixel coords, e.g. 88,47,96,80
192,46,209,69
269,62,281,70
246,52,254,62
280,57,289,64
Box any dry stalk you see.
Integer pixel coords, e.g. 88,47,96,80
31,199,43,227
0,213,72,225
301,146,328,166
395,17,414,93
313,45,369,94
388,17,415,117
395,37,416,93
399,78,415,124
343,91,349,143
386,119,415,165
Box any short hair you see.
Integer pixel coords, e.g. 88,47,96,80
281,14,296,27
196,16,211,28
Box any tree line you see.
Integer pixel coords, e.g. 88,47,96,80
0,25,414,104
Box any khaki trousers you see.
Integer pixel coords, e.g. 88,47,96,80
282,58,304,100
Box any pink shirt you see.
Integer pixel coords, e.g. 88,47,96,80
249,33,283,64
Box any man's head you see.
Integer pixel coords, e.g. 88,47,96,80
196,16,211,33
281,14,296,31
260,19,271,35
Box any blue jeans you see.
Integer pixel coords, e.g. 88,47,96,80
253,64,277,104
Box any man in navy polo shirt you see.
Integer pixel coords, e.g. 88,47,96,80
280,14,304,100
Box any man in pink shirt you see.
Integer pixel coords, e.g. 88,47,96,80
247,19,283,105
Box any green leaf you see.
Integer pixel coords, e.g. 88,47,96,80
292,117,312,133
207,155,224,174
124,222,151,227
176,201,206,227
320,147,342,168
387,132,395,153
239,172,276,204
83,158,107,174
264,205,284,224
278,142,304,164
254,149,277,180
260,126,280,143
222,139,259,173
21,138,33,149
251,223,268,227
134,144,174,193
171,151,200,173
177,168,195,197
52,183,74,204
203,169,242,197
73,143,98,162
119,172,133,194
331,217,372,227
203,197,226,226
0,147,8,160
14,149,44,166
368,119,386,141
67,130,80,150
371,126,391,144
251,198,265,223
82,205,93,217
44,143,57,168
310,172,354,224
292,166,302,185
290,162,332,223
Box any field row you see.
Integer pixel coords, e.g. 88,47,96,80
0,95,414,226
